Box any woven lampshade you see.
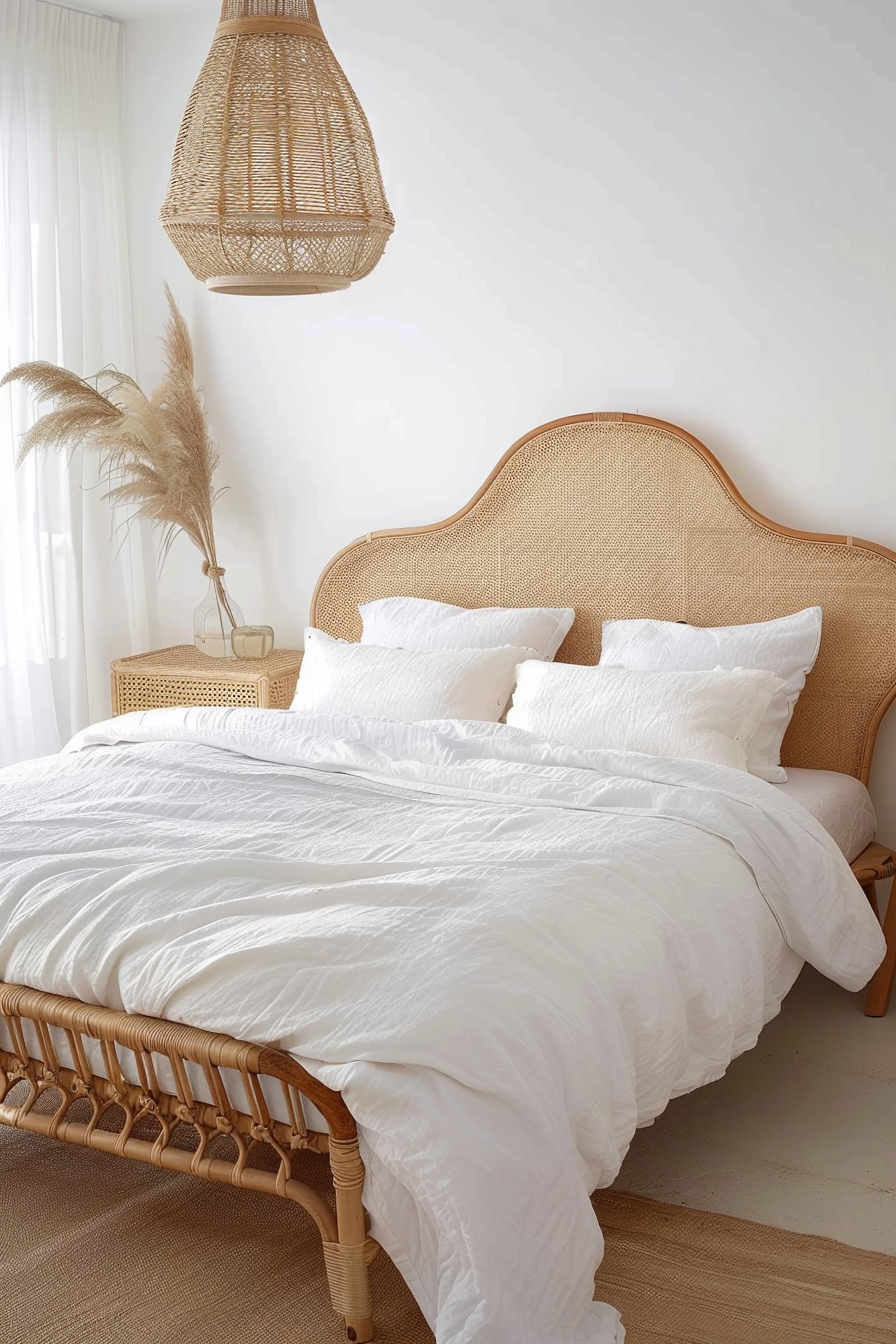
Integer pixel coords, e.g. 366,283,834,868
160,0,395,296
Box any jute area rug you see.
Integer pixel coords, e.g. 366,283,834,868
0,1126,892,1344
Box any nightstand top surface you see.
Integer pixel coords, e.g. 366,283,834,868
112,645,303,677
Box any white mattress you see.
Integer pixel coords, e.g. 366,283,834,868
774,768,876,861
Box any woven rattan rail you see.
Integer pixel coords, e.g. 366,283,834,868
0,984,378,1343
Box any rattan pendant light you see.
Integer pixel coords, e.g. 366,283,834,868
160,1,395,296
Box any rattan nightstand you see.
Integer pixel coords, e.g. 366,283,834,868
111,646,304,715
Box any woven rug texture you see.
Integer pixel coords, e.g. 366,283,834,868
0,1126,892,1343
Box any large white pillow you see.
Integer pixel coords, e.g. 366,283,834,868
359,596,575,661
598,608,823,782
506,662,786,771
293,628,537,723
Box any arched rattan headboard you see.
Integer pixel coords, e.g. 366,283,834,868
311,413,896,783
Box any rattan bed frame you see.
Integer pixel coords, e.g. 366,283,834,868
2,413,895,1342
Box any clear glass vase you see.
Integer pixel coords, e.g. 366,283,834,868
193,568,245,658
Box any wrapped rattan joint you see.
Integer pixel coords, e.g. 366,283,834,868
161,0,394,296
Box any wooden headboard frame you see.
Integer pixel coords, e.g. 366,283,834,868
311,413,896,784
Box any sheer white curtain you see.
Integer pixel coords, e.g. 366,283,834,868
0,0,150,767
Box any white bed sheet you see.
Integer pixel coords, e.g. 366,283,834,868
0,709,885,1344
774,768,876,861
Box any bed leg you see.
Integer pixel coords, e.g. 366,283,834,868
342,1315,375,1343
866,877,896,1017
324,1134,379,1342
861,880,880,920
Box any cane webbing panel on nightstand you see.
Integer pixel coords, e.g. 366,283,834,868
111,646,303,715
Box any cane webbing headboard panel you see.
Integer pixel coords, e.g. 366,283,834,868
311,413,896,783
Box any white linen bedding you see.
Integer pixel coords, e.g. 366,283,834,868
0,708,885,1344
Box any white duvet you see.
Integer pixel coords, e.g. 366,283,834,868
0,708,885,1344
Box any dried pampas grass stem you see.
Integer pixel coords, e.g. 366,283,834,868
1,287,236,628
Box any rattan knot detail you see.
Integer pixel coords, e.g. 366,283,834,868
321,1238,379,1322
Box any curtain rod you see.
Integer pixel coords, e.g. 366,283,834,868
35,0,121,21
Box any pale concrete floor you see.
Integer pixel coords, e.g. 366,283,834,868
615,962,896,1254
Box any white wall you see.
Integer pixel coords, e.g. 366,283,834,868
124,0,896,826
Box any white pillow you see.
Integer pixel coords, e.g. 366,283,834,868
359,596,575,661
598,608,823,782
293,628,537,723
506,662,786,771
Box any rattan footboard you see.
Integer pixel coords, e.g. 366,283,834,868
0,982,379,1343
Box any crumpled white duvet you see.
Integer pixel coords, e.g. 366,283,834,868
0,708,885,1344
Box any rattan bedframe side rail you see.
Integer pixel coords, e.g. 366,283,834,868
0,981,379,1343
